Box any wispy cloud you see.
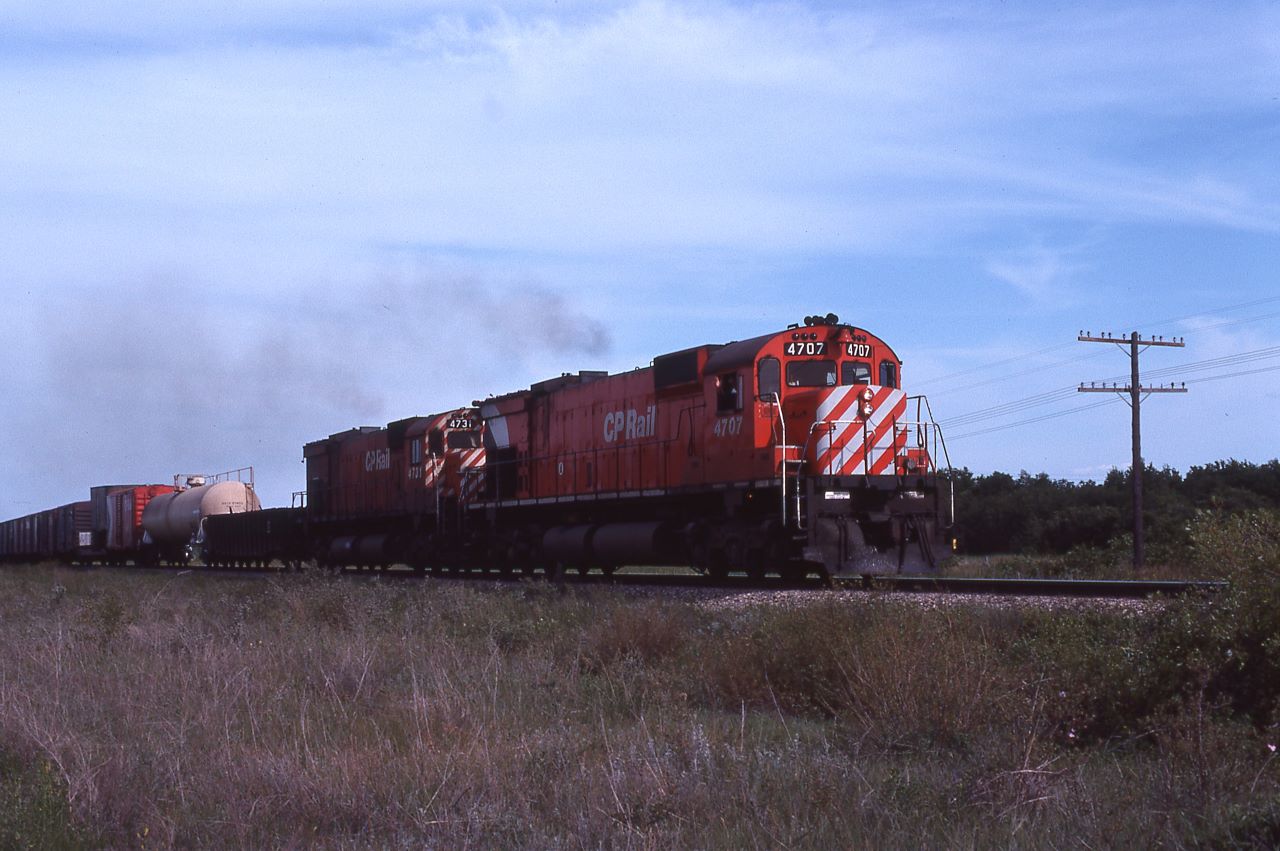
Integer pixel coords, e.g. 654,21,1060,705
3,1,1277,267
984,241,1090,304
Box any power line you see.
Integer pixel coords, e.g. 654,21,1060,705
926,348,1111,398
1140,295,1280,329
1109,345,1280,383
914,342,1075,388
917,293,1280,389
1185,362,1280,384
1191,309,1280,333
948,398,1116,440
944,386,1078,427
943,361,1280,440
941,343,1280,430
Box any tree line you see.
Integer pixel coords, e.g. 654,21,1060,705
951,459,1280,556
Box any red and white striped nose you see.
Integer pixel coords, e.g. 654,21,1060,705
809,386,908,476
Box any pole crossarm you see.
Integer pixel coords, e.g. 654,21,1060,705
1077,385,1188,393
1077,333,1186,347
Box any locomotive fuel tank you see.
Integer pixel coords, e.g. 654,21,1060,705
141,480,262,545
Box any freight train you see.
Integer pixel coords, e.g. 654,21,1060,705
0,315,954,579
0,472,260,567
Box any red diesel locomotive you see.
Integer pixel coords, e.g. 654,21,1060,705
302,407,487,568
295,313,952,578
467,313,951,577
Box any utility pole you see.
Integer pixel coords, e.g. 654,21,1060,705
1077,331,1186,569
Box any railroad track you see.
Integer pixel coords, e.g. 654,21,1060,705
58,561,1227,598
848,575,1227,598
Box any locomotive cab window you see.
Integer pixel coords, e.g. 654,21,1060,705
410,438,422,465
427,429,444,456
757,356,781,400
786,360,837,388
841,361,871,385
447,430,481,450
716,372,743,412
879,360,898,389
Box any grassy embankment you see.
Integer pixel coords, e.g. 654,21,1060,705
1,510,1278,848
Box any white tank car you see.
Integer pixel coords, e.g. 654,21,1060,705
141,480,261,545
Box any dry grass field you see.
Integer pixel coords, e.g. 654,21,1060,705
2,511,1278,848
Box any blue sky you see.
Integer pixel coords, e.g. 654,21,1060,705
2,1,1278,518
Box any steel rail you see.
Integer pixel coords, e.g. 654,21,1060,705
852,575,1226,598
26,561,1228,598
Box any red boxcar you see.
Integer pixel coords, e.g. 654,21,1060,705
107,485,173,552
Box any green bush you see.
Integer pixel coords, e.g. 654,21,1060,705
1027,510,1280,741
0,752,91,850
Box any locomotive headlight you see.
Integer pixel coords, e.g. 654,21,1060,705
861,388,874,401
861,403,874,417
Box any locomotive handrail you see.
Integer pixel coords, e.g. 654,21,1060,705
763,393,789,527
908,395,954,476
908,395,955,528
800,417,945,475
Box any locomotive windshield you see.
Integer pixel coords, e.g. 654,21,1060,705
786,360,837,387
841,361,871,385
447,431,482,450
